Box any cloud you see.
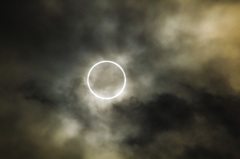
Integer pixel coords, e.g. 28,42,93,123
1,0,240,159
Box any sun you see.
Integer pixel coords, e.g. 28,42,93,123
87,60,126,100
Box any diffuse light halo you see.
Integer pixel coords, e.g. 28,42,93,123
87,60,126,100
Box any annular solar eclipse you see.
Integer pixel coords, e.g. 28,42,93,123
87,60,126,100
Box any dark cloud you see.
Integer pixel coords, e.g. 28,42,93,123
1,0,240,159
109,92,240,159
182,146,233,159
111,94,193,146
197,92,240,139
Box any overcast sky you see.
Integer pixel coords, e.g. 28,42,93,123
1,0,240,159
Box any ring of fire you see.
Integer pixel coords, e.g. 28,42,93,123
87,60,126,100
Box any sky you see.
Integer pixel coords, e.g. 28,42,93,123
1,0,240,159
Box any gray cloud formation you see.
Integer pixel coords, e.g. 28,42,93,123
1,0,240,159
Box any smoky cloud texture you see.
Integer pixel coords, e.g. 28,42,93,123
1,0,240,159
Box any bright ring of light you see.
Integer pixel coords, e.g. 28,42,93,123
87,60,126,100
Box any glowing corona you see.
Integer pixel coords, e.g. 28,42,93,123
87,60,126,100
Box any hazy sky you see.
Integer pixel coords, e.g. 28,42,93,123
1,0,240,159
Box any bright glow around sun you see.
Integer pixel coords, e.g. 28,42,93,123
87,60,126,100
